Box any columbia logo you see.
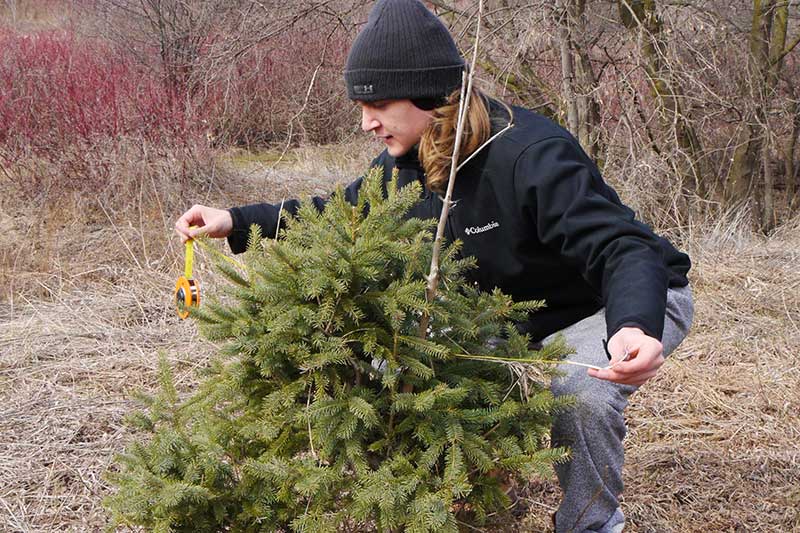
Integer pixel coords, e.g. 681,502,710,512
353,84,374,95
464,221,500,235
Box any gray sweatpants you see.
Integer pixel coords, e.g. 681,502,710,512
546,285,694,533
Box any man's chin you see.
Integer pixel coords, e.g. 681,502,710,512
387,144,409,157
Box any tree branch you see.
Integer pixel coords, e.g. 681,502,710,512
776,32,800,64
421,0,484,336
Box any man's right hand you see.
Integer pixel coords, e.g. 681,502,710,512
175,204,233,243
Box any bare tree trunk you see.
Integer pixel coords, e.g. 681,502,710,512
784,99,800,212
558,1,580,136
423,1,485,336
574,40,601,160
728,0,774,208
570,0,601,160
619,0,711,196
557,0,601,160
762,140,775,231
728,0,790,230
766,0,790,221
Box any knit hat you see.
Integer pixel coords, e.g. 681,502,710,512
344,0,465,102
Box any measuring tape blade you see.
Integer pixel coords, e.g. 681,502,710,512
175,238,200,319
174,227,248,319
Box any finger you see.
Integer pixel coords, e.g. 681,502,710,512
175,216,191,234
187,224,207,239
185,204,208,221
591,363,649,382
613,351,663,375
606,337,639,363
588,367,658,385
175,227,191,244
175,209,200,234
588,367,619,381
608,348,636,367
620,369,659,386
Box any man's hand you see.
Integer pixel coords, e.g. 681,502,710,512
175,204,233,244
587,327,664,386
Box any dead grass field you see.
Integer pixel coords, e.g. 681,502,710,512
1,148,799,532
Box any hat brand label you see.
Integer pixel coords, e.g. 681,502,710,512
353,84,374,95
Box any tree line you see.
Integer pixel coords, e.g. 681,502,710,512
9,0,795,231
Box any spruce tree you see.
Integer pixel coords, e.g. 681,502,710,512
106,168,572,532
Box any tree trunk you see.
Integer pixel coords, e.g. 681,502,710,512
557,0,601,160
784,99,800,212
558,5,580,136
574,43,601,160
728,0,790,230
728,0,774,208
619,0,711,196
766,1,790,218
762,141,775,231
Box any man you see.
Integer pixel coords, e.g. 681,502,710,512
176,1,693,531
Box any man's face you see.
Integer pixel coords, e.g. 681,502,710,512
358,99,433,157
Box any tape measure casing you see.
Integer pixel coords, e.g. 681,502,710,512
175,275,200,319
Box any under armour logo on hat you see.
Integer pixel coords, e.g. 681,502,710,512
353,84,374,95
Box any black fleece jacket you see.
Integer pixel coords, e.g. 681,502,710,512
228,105,691,342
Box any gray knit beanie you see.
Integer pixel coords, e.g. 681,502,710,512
344,0,465,102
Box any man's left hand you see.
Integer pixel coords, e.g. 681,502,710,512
587,327,664,386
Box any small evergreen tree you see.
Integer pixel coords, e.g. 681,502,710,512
106,168,571,532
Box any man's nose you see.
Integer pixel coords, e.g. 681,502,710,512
361,108,379,132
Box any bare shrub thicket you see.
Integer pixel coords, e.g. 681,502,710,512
1,3,798,531
83,0,362,147
2,0,798,233
0,1,362,200
432,0,799,233
7,0,796,219
0,1,363,295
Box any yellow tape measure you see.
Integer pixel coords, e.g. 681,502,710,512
175,238,200,319
174,228,247,319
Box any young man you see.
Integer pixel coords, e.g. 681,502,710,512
175,1,693,531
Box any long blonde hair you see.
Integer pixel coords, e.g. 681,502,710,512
418,89,494,194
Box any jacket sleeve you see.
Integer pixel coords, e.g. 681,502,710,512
226,154,386,254
516,136,669,340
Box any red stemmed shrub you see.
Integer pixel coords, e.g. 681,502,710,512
0,18,359,208
0,26,194,154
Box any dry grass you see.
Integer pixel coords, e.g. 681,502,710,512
1,145,799,532
518,216,800,533
621,219,800,532
0,272,212,530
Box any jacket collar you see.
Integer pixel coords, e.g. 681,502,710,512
394,145,423,171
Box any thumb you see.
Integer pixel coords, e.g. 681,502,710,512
609,345,641,372
620,343,639,360
608,338,637,365
187,225,206,239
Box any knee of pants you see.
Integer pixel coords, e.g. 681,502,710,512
552,391,629,452
553,380,632,428
551,372,580,399
552,368,636,406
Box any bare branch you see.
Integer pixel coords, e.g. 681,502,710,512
422,0,484,337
